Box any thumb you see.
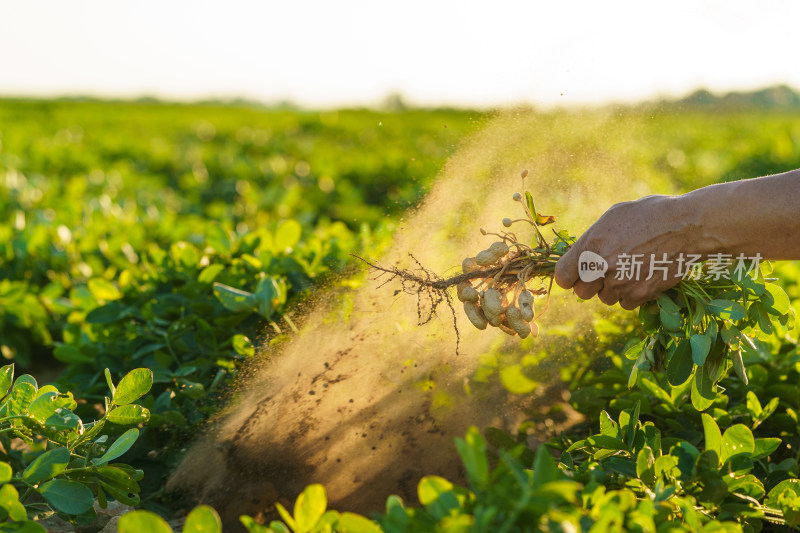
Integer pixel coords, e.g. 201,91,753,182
554,246,580,290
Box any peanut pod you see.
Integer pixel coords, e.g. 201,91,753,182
498,322,517,336
462,257,480,273
481,289,505,326
475,242,509,266
463,302,488,330
518,290,534,322
457,282,479,303
505,307,531,339
456,281,469,302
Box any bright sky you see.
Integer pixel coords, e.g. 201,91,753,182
1,1,799,108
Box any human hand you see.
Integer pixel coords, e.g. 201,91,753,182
554,194,697,310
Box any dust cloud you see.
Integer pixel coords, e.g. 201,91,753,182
168,108,673,528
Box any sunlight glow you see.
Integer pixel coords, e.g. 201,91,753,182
1,0,799,107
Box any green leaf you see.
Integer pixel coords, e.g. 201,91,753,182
417,476,459,520
763,283,791,315
627,351,649,389
294,484,327,532
626,401,641,449
705,318,719,340
46,410,82,432
731,349,748,385
198,263,226,285
100,480,140,507
170,241,199,268
752,438,781,461
638,378,672,404
604,457,636,477
767,479,800,508
625,339,646,361
97,484,107,510
599,411,620,438
240,515,272,533
667,340,693,387
0,463,12,484
8,382,36,414
455,427,489,489
0,365,14,397
670,441,700,482
499,364,537,394
0,484,27,521
522,190,555,225
95,465,141,493
730,267,765,296
690,333,712,366
749,302,774,335
177,380,205,400
23,447,70,484
232,334,255,357
118,510,174,533
183,505,222,533
701,413,721,455
658,294,681,314
105,369,116,397
274,220,302,253
691,369,716,412
636,446,656,486
525,191,537,221
654,455,678,477
88,278,122,301
108,404,150,425
275,503,296,531
86,302,129,324
720,324,741,348
746,390,762,418
587,435,628,451
38,479,94,515
719,425,755,464
532,446,561,487
52,345,95,364
14,374,37,391
727,474,765,500
708,299,746,321
760,397,780,422
93,428,139,465
336,513,382,533
255,277,282,318
0,520,48,532
659,308,682,332
28,391,60,422
113,368,153,406
213,282,257,313
206,225,232,253
639,303,661,334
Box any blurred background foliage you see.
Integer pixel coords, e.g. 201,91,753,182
1,93,800,518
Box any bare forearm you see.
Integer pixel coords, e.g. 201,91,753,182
555,168,800,309
680,169,800,260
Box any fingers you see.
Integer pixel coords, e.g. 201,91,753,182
597,285,620,306
572,279,604,300
618,297,642,311
554,247,579,290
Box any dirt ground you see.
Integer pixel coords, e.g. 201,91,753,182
168,305,583,529
168,110,641,530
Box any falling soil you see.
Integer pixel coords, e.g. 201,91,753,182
168,108,674,530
